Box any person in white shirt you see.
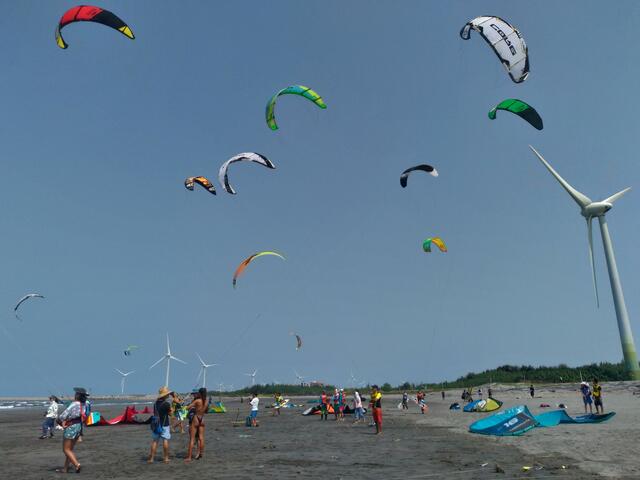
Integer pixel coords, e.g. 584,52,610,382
40,396,60,439
249,393,259,427
353,390,364,423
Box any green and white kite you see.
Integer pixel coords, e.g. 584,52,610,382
266,85,326,130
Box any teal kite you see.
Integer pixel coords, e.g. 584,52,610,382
266,85,326,130
488,99,543,130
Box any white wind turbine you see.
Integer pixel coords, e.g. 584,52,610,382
530,146,639,380
294,369,305,385
149,334,187,388
115,369,134,395
244,369,258,386
195,353,218,388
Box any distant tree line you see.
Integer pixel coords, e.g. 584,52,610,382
209,361,632,396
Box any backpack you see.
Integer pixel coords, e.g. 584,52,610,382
150,402,164,435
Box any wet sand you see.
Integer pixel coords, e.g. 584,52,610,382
1,383,638,479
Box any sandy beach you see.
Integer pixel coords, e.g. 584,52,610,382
1,383,638,479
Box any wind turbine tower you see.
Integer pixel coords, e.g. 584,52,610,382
530,146,639,379
149,334,187,388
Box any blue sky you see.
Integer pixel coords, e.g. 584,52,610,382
1,1,639,396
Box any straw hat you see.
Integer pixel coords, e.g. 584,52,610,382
157,386,172,399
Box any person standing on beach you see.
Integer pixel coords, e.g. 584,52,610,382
320,391,328,420
56,387,89,473
580,382,593,414
487,386,493,398
401,391,409,410
185,388,207,462
370,385,383,435
273,392,284,416
416,391,426,414
441,390,445,400
249,393,260,427
171,392,185,434
592,379,604,414
332,388,340,420
148,386,173,464
40,396,59,439
353,390,364,423
338,389,346,420
529,384,535,398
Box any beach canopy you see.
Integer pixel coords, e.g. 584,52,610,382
469,405,616,436
463,397,503,412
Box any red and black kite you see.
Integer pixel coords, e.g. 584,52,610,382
55,5,134,49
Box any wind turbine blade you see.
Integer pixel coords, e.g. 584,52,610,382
196,368,203,382
166,333,170,354
170,355,187,365
149,357,165,370
115,368,125,376
604,187,631,205
529,146,592,208
196,352,205,366
587,218,600,308
126,371,135,376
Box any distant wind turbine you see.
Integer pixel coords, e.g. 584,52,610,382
530,146,640,380
294,369,305,385
195,353,218,388
115,369,134,395
244,369,258,386
149,333,187,388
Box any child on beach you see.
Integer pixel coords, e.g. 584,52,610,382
185,388,207,462
249,393,259,427
402,391,409,410
592,379,603,414
56,387,90,473
40,396,59,439
148,386,173,464
580,382,593,414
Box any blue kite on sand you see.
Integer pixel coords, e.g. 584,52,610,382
469,405,615,436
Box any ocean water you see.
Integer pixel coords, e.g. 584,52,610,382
0,398,152,410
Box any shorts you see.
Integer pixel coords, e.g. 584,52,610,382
250,410,258,419
63,423,82,440
594,397,603,407
583,396,593,405
152,426,171,441
372,407,382,425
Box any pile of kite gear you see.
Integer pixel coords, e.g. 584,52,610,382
463,398,503,413
469,405,616,436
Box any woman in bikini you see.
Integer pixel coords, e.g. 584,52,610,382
185,388,207,462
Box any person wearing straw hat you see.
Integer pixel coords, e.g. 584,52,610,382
148,386,173,464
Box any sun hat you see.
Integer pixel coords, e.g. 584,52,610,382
73,387,90,396
157,386,172,398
